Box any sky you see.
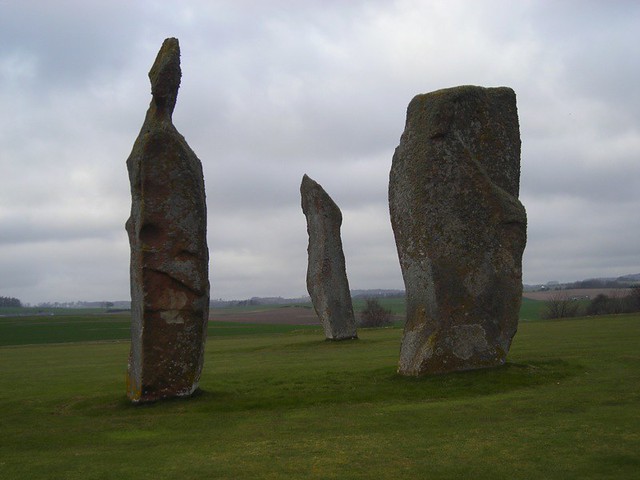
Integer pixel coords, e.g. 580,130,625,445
1,0,639,304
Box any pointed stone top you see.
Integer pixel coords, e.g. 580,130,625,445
300,174,341,222
301,173,314,187
149,37,181,116
301,174,323,197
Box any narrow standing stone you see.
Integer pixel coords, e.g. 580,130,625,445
301,174,358,340
125,38,210,402
389,85,527,375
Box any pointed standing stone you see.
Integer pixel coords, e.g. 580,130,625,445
301,174,357,340
125,38,210,402
389,85,527,375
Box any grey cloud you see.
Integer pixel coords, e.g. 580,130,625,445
0,2,145,88
522,160,640,204
0,238,129,304
2,1,639,303
0,214,124,246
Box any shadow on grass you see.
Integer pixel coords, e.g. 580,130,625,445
67,359,582,418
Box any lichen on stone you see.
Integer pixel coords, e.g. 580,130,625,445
390,85,526,375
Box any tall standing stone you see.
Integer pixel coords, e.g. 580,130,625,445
301,174,358,340
125,38,210,402
389,85,527,375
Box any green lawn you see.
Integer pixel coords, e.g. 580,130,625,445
0,313,132,346
519,297,545,320
0,313,638,479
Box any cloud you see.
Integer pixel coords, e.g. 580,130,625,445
0,237,129,304
1,0,639,303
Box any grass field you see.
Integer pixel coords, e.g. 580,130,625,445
519,297,545,321
0,314,318,347
1,310,639,479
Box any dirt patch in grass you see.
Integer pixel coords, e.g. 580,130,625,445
210,306,320,325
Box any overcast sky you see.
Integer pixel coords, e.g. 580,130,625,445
1,1,639,304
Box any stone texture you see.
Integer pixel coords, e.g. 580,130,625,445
389,85,527,375
301,174,357,340
125,38,209,402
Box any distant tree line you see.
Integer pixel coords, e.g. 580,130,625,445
563,278,631,289
585,290,640,315
543,287,640,319
0,296,22,308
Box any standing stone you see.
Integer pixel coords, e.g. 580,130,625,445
301,174,358,340
125,38,210,402
389,85,527,375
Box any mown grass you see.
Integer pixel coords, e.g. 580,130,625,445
0,313,638,479
519,297,545,320
0,314,132,346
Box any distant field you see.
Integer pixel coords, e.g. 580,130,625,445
1,297,548,347
0,306,107,316
212,297,407,325
523,288,631,301
0,313,320,347
0,313,132,346
213,297,406,317
519,297,545,321
1,313,638,479
211,305,318,325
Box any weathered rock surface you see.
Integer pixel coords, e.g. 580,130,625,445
389,85,527,375
301,174,357,340
125,38,209,402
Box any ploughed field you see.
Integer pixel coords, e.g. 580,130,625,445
1,306,639,479
211,297,408,326
211,305,320,325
